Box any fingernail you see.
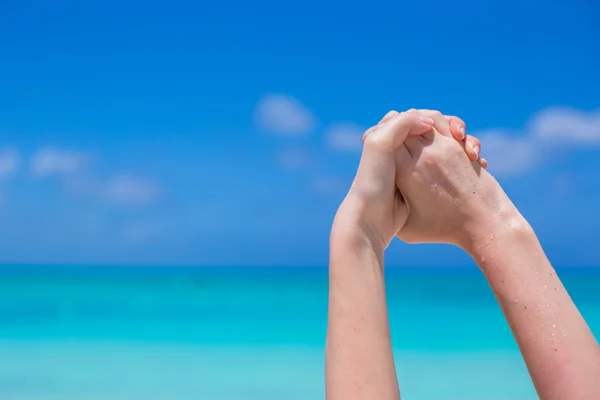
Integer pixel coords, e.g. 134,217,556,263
473,145,480,158
418,116,434,125
459,126,466,140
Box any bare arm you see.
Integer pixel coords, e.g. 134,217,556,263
323,110,488,399
326,214,400,400
466,199,600,400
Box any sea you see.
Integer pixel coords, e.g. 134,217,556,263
1,265,599,400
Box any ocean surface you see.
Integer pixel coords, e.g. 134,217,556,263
0,265,599,400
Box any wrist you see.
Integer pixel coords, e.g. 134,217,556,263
463,208,534,262
330,222,386,274
453,174,526,249
331,198,387,258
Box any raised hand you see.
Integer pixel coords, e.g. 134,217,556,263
335,111,435,249
327,108,493,400
328,107,600,400
390,110,600,400
393,114,511,247
337,108,489,249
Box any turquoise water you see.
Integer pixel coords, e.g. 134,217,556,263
1,266,599,399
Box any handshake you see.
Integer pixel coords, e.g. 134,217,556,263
326,109,600,400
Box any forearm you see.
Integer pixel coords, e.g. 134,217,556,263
326,221,400,400
467,212,600,400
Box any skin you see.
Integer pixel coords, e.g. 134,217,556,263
466,208,600,400
327,109,600,400
327,110,485,400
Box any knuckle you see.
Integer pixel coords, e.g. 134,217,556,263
420,149,438,165
380,110,399,124
363,131,377,147
362,126,377,142
364,131,391,150
421,109,443,119
454,119,466,131
448,115,463,124
465,136,480,149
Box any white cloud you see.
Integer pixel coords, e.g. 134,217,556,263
103,174,160,206
255,94,315,135
27,146,160,207
31,147,87,177
476,130,539,176
325,122,365,152
0,149,21,178
530,107,600,143
476,107,600,177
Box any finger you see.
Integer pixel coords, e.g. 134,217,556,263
378,110,399,125
362,125,379,143
445,115,466,141
464,135,481,161
478,157,488,169
363,110,401,142
364,112,434,151
417,109,452,137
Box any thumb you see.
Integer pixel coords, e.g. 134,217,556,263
363,111,434,152
352,111,434,201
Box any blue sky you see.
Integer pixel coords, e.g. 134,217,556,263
0,0,599,266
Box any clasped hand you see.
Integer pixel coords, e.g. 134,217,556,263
334,108,515,251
